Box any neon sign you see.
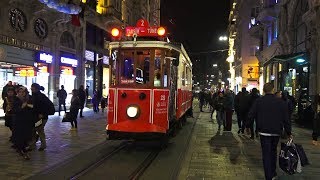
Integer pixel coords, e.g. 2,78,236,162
61,57,78,67
39,53,53,63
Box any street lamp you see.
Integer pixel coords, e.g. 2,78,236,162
219,36,228,41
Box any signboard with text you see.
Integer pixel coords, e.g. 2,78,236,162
60,66,74,75
15,67,36,77
125,19,161,37
152,89,169,129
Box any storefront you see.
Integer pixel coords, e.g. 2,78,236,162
59,53,78,105
34,52,53,96
85,50,94,99
102,55,110,98
84,50,110,100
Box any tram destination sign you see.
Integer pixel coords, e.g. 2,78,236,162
0,34,50,52
125,19,164,37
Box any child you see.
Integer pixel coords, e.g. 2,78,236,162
101,97,106,112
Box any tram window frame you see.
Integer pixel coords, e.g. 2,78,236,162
153,49,164,88
119,50,135,85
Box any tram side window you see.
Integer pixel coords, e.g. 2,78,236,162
121,50,134,84
154,56,161,87
182,63,186,86
136,50,150,84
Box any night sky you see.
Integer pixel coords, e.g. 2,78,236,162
161,0,231,86
161,0,231,53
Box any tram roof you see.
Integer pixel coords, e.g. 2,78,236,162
108,41,192,67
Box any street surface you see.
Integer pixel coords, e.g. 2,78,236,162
1,102,320,180
178,104,320,180
0,109,107,179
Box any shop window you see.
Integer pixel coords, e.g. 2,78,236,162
120,50,134,84
60,31,75,49
136,50,150,84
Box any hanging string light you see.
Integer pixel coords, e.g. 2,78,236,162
38,0,82,14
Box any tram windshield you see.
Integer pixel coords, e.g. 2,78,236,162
117,49,167,87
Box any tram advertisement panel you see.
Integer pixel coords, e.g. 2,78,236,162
108,88,116,124
153,89,170,129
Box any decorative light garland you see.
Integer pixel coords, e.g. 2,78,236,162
38,0,82,14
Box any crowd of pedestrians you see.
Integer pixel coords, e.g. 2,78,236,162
2,80,109,160
2,81,54,160
198,82,320,180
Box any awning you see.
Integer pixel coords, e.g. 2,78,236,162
263,52,306,67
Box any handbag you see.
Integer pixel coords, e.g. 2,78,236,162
62,112,72,122
295,143,309,167
279,139,299,175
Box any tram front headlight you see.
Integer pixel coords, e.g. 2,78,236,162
127,106,139,118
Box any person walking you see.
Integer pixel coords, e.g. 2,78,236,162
92,91,100,113
78,85,86,118
13,87,35,160
235,87,251,134
199,89,205,112
2,81,14,100
247,88,260,138
69,89,80,130
3,87,17,142
312,93,320,146
223,89,234,131
29,83,52,151
214,91,225,130
248,83,292,180
100,97,106,113
57,85,67,116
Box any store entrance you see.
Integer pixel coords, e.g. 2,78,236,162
59,74,76,106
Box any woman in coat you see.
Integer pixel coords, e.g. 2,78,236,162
312,94,320,146
69,89,80,130
13,87,35,160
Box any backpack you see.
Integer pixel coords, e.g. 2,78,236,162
42,94,55,115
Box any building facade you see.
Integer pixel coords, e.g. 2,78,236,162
228,0,260,93
0,0,161,116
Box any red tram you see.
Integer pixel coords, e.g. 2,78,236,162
106,20,193,144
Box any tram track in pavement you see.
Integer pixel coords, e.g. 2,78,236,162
69,140,161,180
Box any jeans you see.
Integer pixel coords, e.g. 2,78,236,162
260,135,280,180
58,102,66,115
216,111,225,128
31,119,48,148
225,110,233,131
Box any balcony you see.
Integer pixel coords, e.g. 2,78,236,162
248,23,263,38
257,4,280,24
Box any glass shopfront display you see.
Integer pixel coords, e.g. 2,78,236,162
60,66,76,106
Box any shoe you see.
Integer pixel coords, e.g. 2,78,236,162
237,130,241,134
38,147,46,151
25,146,33,152
80,116,84,118
312,140,318,146
250,136,254,139
23,154,30,160
70,127,77,131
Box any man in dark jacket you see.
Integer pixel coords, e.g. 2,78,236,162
30,83,51,151
2,81,14,100
78,85,86,117
57,85,67,116
249,83,292,180
235,87,251,134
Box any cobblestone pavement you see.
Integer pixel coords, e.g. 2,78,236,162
178,106,320,180
0,108,107,180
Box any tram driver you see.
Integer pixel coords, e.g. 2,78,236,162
154,72,161,87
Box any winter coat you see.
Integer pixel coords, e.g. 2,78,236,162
57,89,67,104
69,95,80,121
13,95,36,147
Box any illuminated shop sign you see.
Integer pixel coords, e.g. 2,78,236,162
38,64,48,73
15,67,36,77
39,53,53,63
61,57,78,67
85,50,94,61
60,66,74,75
